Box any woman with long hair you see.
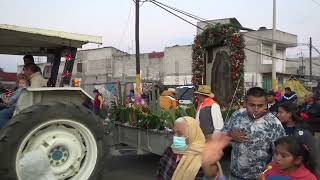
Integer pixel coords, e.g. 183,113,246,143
277,102,319,177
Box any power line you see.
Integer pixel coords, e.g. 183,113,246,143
148,0,320,67
150,0,254,32
118,1,133,48
148,1,311,62
151,0,303,46
314,62,320,66
245,47,297,62
312,45,320,56
149,0,204,30
311,0,320,6
148,0,304,47
245,47,320,66
150,0,207,22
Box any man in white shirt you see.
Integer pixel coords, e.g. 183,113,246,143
194,85,224,139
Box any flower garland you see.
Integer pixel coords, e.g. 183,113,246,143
192,23,245,105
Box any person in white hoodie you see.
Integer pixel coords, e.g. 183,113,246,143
23,63,47,88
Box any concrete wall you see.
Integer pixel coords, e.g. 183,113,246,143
163,75,192,86
112,53,163,80
242,30,297,88
244,30,297,48
244,33,288,74
163,45,193,85
76,45,194,87
244,35,264,73
244,72,262,89
76,47,163,94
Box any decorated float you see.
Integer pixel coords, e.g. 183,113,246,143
108,22,245,155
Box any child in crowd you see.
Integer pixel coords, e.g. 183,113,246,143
0,74,29,128
259,136,317,180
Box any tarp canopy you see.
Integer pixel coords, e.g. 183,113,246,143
0,24,102,56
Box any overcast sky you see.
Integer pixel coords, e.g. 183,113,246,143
0,0,319,72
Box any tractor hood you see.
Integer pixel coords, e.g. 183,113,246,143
0,24,102,56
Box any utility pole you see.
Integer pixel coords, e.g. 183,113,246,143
302,57,305,76
297,52,305,76
271,0,277,91
309,37,312,81
135,0,141,101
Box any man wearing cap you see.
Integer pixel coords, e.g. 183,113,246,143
194,85,224,138
159,88,177,111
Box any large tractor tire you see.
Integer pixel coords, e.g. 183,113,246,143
0,103,105,180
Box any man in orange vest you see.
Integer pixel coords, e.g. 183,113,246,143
194,85,224,139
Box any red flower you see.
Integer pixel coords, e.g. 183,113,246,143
300,112,310,121
63,71,72,78
65,53,72,61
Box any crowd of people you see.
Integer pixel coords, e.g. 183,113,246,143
157,86,320,180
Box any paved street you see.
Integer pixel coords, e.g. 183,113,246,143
101,144,160,179
101,143,231,179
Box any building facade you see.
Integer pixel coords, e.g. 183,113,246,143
197,18,298,91
243,28,297,90
163,45,193,85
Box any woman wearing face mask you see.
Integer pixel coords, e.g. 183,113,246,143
157,116,227,180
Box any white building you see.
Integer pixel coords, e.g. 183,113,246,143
243,27,297,90
163,45,193,85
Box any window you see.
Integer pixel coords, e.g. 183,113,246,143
43,65,52,79
77,63,82,73
262,49,272,64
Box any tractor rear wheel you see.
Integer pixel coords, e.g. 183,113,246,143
0,103,105,180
